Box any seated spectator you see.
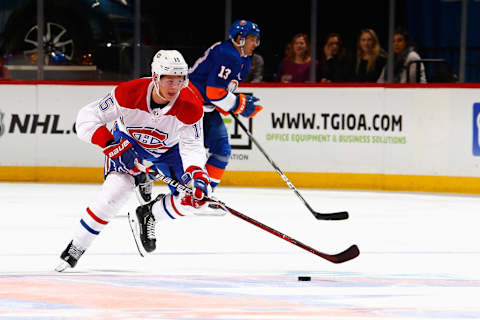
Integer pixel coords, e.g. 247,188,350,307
378,27,426,83
275,33,318,83
318,33,352,82
0,56,12,80
244,53,264,82
353,29,387,82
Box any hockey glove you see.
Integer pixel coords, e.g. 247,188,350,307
103,138,140,175
229,94,263,118
181,166,211,201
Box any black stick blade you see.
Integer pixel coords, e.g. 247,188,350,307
323,244,360,264
312,211,349,220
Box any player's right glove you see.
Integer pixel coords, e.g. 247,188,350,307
181,166,211,200
181,166,212,209
103,137,140,175
229,94,263,118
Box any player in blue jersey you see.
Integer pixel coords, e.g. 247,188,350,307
187,19,263,189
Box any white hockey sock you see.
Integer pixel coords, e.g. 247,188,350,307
151,194,186,220
151,193,225,220
73,206,109,249
72,172,134,250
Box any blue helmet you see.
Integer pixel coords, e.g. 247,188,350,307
228,20,260,46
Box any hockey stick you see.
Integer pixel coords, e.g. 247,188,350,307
229,112,348,220
137,164,359,264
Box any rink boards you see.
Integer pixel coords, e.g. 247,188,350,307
1,82,480,194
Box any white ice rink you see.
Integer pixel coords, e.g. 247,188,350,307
1,181,480,319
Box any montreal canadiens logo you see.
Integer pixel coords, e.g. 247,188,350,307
127,127,168,150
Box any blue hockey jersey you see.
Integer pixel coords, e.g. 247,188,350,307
188,40,251,113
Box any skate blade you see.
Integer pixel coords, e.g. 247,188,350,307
54,260,70,272
191,203,226,216
128,211,146,257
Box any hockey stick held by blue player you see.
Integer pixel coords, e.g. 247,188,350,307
229,112,348,221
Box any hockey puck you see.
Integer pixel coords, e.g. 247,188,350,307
298,276,311,281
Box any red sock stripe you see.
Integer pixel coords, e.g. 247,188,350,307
86,207,108,225
170,195,184,217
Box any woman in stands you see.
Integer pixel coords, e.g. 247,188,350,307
353,29,387,82
378,27,426,83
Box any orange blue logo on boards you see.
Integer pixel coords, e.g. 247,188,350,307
473,103,480,155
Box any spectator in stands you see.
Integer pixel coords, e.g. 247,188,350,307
244,53,264,82
378,27,426,83
275,33,318,82
318,33,352,82
0,56,12,80
353,29,387,82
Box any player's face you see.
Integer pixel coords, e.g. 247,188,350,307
158,75,185,100
243,35,259,56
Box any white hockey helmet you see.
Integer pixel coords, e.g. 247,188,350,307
151,50,189,98
151,50,188,80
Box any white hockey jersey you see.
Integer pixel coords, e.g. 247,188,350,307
75,78,206,171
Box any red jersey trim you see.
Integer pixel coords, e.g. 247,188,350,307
166,86,203,125
91,125,114,148
114,78,151,113
187,82,206,104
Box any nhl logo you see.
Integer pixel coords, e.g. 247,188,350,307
0,110,4,137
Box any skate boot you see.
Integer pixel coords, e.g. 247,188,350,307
135,172,153,205
128,194,164,257
55,241,85,272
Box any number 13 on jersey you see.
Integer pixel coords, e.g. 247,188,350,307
217,66,232,79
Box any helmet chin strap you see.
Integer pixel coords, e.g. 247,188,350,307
152,76,189,104
153,78,169,102
231,38,247,57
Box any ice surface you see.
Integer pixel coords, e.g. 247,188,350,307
1,182,479,319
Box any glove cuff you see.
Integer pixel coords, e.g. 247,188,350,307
230,94,246,115
102,138,132,158
91,126,115,148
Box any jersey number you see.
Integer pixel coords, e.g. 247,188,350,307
99,94,114,111
217,66,232,80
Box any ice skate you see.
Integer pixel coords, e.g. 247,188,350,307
55,241,85,272
128,194,163,257
135,172,153,205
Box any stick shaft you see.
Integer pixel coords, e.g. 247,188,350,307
219,201,358,263
140,165,359,264
230,113,348,220
230,114,310,202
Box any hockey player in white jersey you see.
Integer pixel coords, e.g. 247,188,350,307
56,50,216,271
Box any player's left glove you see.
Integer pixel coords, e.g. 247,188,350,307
181,166,211,202
230,94,263,118
103,137,141,175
